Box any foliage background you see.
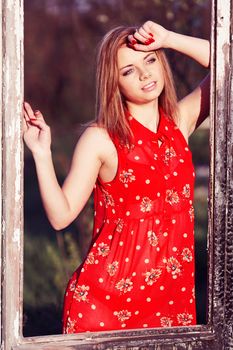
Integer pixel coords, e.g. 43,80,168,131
24,0,210,336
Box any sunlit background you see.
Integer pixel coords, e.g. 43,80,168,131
24,0,210,336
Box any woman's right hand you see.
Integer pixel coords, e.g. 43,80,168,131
23,102,52,156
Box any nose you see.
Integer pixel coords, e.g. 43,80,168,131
139,69,152,81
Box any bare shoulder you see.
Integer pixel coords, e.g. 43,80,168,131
75,123,116,162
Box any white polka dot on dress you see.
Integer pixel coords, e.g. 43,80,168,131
145,179,150,184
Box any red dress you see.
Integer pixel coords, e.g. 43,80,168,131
63,109,196,333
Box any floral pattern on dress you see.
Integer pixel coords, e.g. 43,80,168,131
102,189,115,207
69,280,77,292
165,257,182,278
165,189,180,205
65,317,78,334
114,218,124,233
115,277,133,294
181,248,193,262
97,242,110,257
107,261,119,276
73,285,90,302
177,312,193,325
86,252,95,264
160,316,173,327
119,169,136,184
189,206,194,221
182,184,191,198
114,310,132,322
144,268,162,286
140,197,153,212
164,147,176,165
147,230,159,247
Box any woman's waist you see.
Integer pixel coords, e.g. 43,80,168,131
101,197,194,221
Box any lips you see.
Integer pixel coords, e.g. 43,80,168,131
142,81,157,92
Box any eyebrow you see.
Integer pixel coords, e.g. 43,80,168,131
119,52,156,71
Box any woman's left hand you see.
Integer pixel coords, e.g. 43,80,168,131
128,21,170,51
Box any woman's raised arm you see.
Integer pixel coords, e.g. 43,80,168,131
23,102,103,230
129,21,210,136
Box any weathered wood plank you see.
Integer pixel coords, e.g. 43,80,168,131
210,0,233,349
0,0,2,345
1,0,24,349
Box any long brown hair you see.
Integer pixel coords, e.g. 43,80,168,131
95,26,178,145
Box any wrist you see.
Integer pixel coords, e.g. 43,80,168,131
32,148,52,161
164,30,177,49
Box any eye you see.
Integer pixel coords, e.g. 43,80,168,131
147,57,156,64
122,68,134,76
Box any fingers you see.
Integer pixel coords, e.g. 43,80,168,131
134,26,153,43
128,25,155,51
24,101,36,121
23,102,46,123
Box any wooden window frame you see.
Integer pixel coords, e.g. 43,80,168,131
1,0,232,349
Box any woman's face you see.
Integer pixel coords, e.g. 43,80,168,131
117,46,165,105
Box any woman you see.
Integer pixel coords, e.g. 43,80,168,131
23,21,210,332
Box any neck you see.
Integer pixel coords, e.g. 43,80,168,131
126,100,160,133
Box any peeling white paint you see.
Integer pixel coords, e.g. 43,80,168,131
13,311,19,339
12,228,20,249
